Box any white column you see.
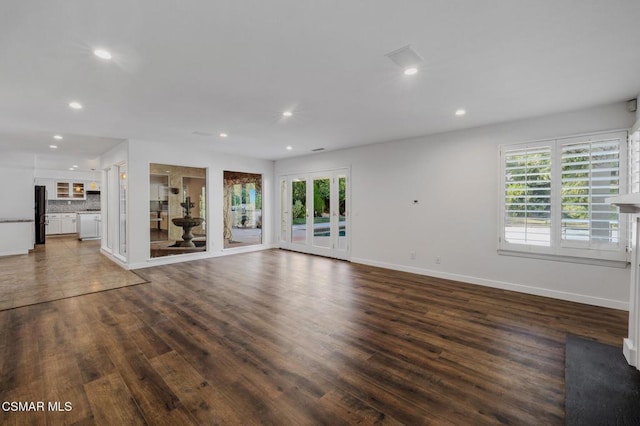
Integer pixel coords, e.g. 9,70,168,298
624,217,640,367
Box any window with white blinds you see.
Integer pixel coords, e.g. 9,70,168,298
560,138,620,249
504,146,552,246
500,130,628,263
630,130,640,194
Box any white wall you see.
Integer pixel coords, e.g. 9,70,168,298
276,102,636,309
126,139,275,269
0,159,36,256
0,167,34,220
35,168,101,181
99,140,129,265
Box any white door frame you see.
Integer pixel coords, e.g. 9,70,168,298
278,168,350,260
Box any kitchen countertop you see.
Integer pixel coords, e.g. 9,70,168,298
0,218,34,223
76,211,102,214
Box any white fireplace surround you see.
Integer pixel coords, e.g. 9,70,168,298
609,109,640,369
607,197,640,369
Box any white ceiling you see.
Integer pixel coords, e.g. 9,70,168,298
1,0,639,170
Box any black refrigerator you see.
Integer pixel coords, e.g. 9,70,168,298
35,185,46,244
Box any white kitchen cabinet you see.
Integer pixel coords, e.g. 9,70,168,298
150,183,159,201
46,213,77,235
45,214,61,235
149,183,168,201
78,213,101,240
36,180,86,200
0,222,34,257
35,179,57,200
37,178,100,199
60,213,77,234
56,182,85,200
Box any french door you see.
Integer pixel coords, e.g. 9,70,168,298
279,168,349,260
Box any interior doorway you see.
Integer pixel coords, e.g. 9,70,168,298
223,171,263,249
148,163,207,258
279,168,349,260
149,173,169,242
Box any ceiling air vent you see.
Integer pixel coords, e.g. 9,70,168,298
311,148,325,152
385,45,423,69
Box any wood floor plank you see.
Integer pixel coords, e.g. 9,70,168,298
318,389,403,425
91,312,196,425
1,307,43,395
84,372,146,426
0,248,629,424
149,350,248,424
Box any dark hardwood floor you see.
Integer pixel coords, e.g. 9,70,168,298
0,249,628,425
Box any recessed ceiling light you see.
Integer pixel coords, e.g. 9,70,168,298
72,165,78,168
404,67,418,76
286,146,293,150
49,145,58,149
283,111,293,117
93,49,112,60
455,109,466,116
219,133,228,138
53,135,63,140
69,167,74,171
69,101,83,110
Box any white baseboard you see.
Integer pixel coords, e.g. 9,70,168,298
128,244,272,270
0,249,30,257
623,338,636,367
351,257,629,311
100,248,130,270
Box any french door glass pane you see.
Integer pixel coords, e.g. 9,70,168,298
338,175,347,250
280,180,287,242
104,168,111,250
118,164,127,256
291,179,306,244
313,177,331,248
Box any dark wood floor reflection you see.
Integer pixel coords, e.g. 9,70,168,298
0,235,145,310
0,249,628,424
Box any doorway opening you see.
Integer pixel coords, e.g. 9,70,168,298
224,171,263,248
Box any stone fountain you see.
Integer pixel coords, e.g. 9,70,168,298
171,196,204,247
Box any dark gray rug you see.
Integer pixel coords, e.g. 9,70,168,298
565,334,640,425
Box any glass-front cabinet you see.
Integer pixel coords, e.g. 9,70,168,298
55,181,85,199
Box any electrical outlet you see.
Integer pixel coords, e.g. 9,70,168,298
435,256,441,264
410,251,416,260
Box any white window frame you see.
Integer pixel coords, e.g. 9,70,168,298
499,130,629,266
630,129,640,194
